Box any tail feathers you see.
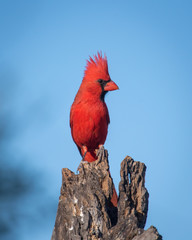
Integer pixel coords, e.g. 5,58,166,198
83,151,96,162
111,186,118,207
109,170,118,207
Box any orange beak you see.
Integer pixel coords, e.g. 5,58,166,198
104,80,119,91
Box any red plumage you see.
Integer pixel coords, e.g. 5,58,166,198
70,52,118,206
70,53,118,161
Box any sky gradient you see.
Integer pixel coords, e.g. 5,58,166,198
1,1,192,239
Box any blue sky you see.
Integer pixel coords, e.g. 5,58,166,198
1,1,192,239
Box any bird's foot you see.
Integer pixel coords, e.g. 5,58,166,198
76,159,85,173
96,145,105,165
76,150,87,173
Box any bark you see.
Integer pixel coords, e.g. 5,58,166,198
52,150,162,240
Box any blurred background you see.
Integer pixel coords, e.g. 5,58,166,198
0,1,191,239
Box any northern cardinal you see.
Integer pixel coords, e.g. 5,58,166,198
70,52,119,206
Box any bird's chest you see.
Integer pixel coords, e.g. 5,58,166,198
71,101,109,147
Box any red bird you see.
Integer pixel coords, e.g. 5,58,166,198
70,53,119,206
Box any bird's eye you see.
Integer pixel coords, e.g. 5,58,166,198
97,79,111,86
98,79,105,84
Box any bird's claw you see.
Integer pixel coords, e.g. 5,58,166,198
77,149,87,173
96,145,105,165
76,159,85,173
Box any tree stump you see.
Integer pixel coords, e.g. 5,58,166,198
51,150,162,240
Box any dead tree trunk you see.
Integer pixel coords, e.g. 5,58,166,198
51,150,162,240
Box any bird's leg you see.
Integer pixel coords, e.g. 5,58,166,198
77,152,86,173
77,146,87,173
96,144,105,165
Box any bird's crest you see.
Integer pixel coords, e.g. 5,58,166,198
84,52,110,81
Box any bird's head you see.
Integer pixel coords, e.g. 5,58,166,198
82,52,119,101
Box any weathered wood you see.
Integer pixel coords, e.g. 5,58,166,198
52,150,162,240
